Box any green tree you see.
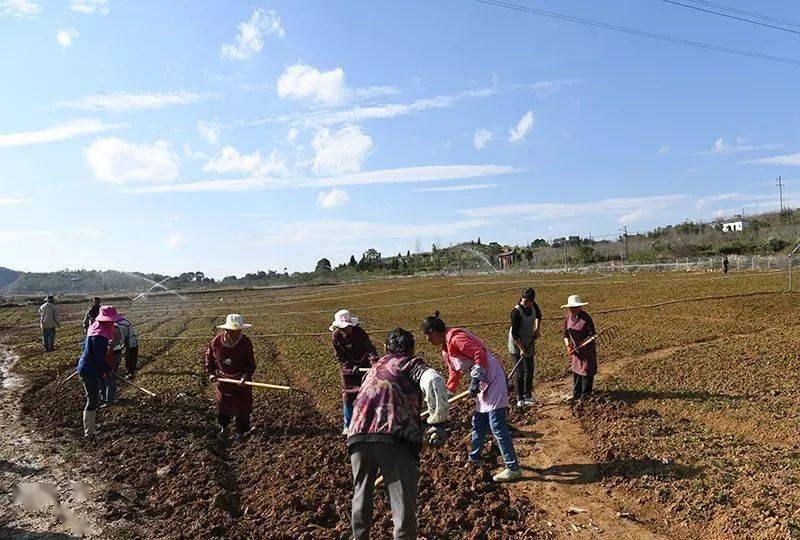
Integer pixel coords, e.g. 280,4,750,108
315,258,332,272
348,255,357,267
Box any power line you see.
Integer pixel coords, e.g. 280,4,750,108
681,0,800,30
470,0,800,66
658,0,800,36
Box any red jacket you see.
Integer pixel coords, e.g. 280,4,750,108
204,334,256,416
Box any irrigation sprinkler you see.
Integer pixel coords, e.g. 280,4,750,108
374,389,472,488
215,377,308,394
113,372,157,397
787,241,800,292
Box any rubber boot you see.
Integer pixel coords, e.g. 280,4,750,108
83,410,97,438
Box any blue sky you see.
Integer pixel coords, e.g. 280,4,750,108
1,0,800,278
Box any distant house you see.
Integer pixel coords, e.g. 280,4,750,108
497,250,516,270
721,220,750,232
568,235,581,244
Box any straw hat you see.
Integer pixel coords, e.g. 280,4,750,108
329,309,359,332
96,305,123,322
561,294,589,308
217,314,252,331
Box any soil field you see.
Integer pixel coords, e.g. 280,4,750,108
1,269,798,539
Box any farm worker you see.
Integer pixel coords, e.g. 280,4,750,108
204,314,256,443
348,328,449,540
100,314,125,406
77,306,117,437
330,309,379,434
38,294,59,352
115,314,140,379
421,311,521,483
508,287,542,408
82,297,101,331
722,256,729,274
562,295,597,400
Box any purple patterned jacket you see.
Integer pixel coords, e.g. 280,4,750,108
346,353,430,453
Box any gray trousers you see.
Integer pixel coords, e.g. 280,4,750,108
42,328,56,351
350,442,418,540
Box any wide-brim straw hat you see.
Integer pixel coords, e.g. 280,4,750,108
561,294,589,308
96,305,123,322
329,309,359,332
217,314,252,330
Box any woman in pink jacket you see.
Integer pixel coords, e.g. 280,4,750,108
421,311,521,482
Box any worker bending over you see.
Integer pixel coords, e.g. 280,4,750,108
421,312,521,483
347,328,449,540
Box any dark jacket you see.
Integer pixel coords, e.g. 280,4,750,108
77,335,112,379
83,305,101,330
332,325,378,396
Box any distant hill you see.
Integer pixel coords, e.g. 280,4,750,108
1,270,171,296
0,267,21,289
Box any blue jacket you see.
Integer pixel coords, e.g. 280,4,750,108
77,335,111,378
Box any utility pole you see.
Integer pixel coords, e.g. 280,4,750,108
563,242,567,272
620,226,629,262
777,176,785,213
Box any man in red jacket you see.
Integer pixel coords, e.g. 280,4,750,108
330,309,379,434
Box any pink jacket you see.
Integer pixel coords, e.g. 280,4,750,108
442,328,509,413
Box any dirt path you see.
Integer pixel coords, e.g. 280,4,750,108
0,343,105,539
509,348,684,539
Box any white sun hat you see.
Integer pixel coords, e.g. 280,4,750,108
561,294,589,308
329,309,359,332
217,313,252,330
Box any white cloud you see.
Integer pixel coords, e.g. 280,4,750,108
529,79,581,98
167,213,180,221
203,146,289,177
311,126,373,175
461,194,690,221
286,128,299,142
59,91,213,112
277,64,346,105
126,164,518,194
743,152,800,166
220,8,284,61
85,137,180,183
248,218,488,247
0,197,30,205
69,0,108,14
197,120,221,145
657,145,670,155
56,28,79,48
0,0,40,17
695,137,782,156
0,118,123,147
276,64,398,106
509,111,534,142
473,128,494,150
166,232,184,249
317,188,350,209
417,183,498,193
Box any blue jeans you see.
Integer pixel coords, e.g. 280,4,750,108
470,407,519,470
343,402,354,429
42,328,56,352
100,351,120,404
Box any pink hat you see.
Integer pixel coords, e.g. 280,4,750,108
95,305,123,323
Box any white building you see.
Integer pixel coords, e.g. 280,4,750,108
721,220,750,232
